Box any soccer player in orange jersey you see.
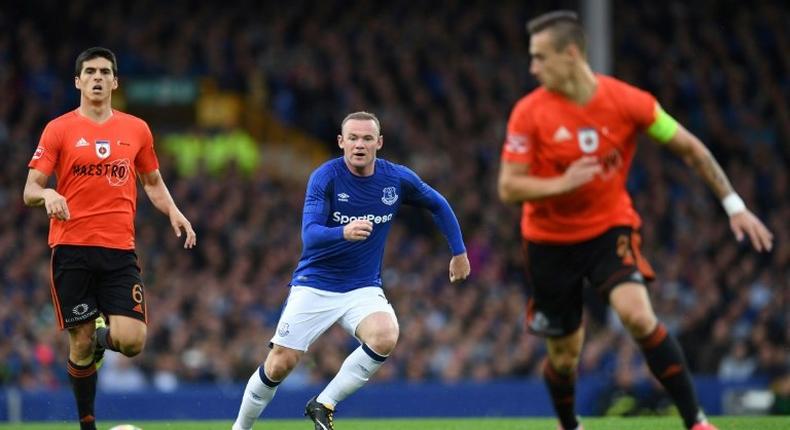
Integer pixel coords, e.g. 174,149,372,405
498,11,773,430
23,47,196,430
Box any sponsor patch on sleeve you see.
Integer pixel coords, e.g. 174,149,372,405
32,146,45,160
505,133,529,154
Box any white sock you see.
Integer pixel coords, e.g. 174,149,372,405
317,343,387,408
233,367,280,430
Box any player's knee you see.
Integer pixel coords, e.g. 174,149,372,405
67,326,95,359
116,330,147,357
549,352,579,374
118,338,145,357
266,349,300,380
619,309,656,337
119,343,144,357
366,325,399,356
69,336,95,359
266,361,292,381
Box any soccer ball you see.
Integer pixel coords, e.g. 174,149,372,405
108,425,142,430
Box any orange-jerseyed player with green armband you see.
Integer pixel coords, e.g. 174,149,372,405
498,10,773,430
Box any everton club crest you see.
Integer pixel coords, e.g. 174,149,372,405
381,186,398,205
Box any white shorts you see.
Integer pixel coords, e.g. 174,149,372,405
270,286,396,351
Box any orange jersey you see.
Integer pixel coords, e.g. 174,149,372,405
28,109,159,250
501,75,658,244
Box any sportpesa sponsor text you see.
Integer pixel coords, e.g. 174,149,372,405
332,211,394,225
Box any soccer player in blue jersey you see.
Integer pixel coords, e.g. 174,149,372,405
232,111,471,430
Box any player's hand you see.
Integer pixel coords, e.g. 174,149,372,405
561,156,602,192
343,219,373,241
449,252,471,284
729,210,773,252
42,189,70,221
170,209,197,249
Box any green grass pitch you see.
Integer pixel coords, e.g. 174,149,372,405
0,416,788,429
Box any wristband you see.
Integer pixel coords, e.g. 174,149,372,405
722,193,746,216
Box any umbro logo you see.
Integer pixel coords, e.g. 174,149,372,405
75,138,89,147
338,193,350,202
553,126,572,142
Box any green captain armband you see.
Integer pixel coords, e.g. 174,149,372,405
646,106,678,143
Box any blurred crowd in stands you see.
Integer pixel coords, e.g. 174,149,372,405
0,0,787,413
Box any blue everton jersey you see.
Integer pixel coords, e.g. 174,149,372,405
291,157,465,293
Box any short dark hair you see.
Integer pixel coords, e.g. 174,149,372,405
74,47,118,77
341,111,381,135
526,10,586,55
